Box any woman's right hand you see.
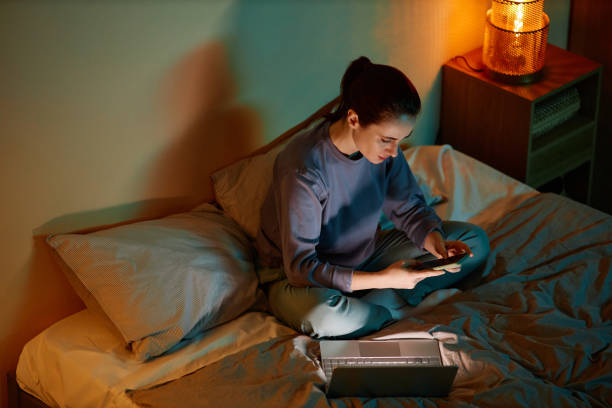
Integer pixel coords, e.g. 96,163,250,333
379,260,446,290
350,260,447,291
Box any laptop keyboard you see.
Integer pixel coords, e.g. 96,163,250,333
322,357,442,380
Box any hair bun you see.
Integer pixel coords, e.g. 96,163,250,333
341,56,372,93
352,56,372,70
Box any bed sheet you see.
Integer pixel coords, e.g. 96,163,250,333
129,192,612,408
17,145,589,407
16,308,295,408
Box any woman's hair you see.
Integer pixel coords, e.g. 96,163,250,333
327,56,421,126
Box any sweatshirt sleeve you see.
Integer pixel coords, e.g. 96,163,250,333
382,149,443,249
275,169,354,292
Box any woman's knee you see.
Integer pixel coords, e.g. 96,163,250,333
299,293,356,337
469,224,490,264
304,295,393,338
267,281,391,338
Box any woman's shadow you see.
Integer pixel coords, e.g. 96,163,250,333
144,40,263,211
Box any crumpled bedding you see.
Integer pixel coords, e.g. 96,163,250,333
128,193,612,408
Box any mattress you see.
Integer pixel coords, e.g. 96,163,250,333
17,145,610,407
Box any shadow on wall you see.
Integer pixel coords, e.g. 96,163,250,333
144,40,263,208
31,41,262,237
31,196,203,236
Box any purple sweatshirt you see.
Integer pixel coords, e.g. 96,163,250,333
255,119,442,293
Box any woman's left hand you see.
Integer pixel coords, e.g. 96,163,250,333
445,240,473,257
423,230,448,259
423,231,473,272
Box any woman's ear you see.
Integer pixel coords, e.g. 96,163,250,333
346,109,360,130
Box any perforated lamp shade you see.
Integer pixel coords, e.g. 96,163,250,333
483,0,549,84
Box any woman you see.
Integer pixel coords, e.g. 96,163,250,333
255,56,490,338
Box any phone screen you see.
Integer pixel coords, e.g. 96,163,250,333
413,253,468,271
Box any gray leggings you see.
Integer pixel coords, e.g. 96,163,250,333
265,221,490,339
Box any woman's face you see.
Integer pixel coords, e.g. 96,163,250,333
349,111,416,164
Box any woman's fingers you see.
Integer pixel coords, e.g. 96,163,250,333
433,240,448,259
424,231,448,259
439,241,448,258
446,240,473,257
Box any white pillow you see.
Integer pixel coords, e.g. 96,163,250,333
47,204,259,361
403,144,537,227
212,122,445,240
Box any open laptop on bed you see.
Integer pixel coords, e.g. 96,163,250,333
320,339,458,398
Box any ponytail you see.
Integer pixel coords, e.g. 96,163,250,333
327,57,372,122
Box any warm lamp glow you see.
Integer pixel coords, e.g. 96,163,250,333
483,0,549,84
514,5,524,32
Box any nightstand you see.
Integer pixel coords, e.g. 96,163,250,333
439,44,602,204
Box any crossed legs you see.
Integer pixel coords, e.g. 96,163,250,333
266,221,490,338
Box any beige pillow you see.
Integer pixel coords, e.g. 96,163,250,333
211,117,326,239
212,142,286,239
47,204,258,361
50,248,126,340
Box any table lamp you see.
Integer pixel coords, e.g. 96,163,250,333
483,0,549,84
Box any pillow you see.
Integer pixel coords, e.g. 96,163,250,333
211,141,288,239
402,144,537,227
47,204,258,361
212,127,446,239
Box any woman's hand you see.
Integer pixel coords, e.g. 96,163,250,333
378,260,446,290
350,259,464,291
423,230,448,259
423,230,473,272
445,240,473,257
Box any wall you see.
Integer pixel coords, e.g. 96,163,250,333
0,1,569,406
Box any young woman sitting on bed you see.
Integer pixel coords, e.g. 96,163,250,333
255,56,490,338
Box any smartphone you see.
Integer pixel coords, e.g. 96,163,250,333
412,253,468,271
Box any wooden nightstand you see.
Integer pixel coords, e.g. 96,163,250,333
439,44,602,204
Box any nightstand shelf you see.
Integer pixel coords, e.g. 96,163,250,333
440,44,602,204
530,114,593,152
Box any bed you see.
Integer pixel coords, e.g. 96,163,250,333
12,100,612,408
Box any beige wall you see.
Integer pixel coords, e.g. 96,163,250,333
0,1,569,406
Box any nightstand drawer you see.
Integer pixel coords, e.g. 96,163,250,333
526,122,595,187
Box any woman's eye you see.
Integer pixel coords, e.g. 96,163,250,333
381,138,392,144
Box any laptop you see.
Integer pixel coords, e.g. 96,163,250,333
320,339,458,398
